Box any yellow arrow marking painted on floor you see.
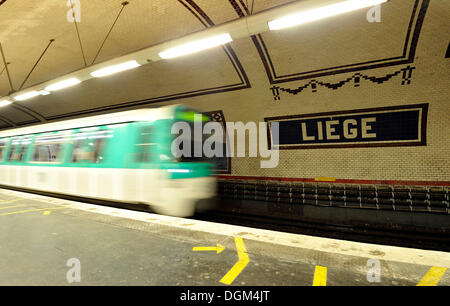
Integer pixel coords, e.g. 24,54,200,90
313,266,327,286
417,267,447,286
193,244,225,254
220,237,249,285
43,211,51,215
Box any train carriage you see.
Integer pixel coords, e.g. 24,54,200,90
0,105,216,217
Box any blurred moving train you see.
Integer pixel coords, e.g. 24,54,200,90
0,105,216,217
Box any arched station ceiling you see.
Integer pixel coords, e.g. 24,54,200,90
0,0,448,130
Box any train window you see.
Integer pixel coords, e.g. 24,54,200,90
7,136,32,162
0,140,7,162
135,126,155,163
33,143,63,162
7,144,16,161
33,134,65,163
71,138,85,162
8,144,27,162
172,120,211,163
71,130,110,163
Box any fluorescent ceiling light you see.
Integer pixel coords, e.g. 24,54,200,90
0,100,12,107
90,60,141,78
38,90,51,96
268,0,388,30
13,91,40,101
158,33,233,59
45,78,81,91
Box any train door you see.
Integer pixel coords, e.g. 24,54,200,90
132,122,164,205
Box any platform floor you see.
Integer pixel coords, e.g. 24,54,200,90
0,188,448,286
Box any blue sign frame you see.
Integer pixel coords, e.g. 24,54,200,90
265,104,428,150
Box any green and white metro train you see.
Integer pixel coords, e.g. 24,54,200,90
0,105,216,217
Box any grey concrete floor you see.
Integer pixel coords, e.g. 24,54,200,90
0,190,448,286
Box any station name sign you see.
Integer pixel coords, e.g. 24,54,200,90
265,104,428,149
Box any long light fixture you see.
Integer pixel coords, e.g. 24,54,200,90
38,90,51,96
268,0,388,30
0,99,12,107
158,33,233,59
13,91,40,101
90,60,141,78
45,77,81,91
0,0,391,105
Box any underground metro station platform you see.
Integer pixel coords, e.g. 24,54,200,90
0,0,449,297
0,188,449,288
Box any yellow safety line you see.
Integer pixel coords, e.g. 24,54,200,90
193,244,225,254
0,206,68,216
417,267,447,286
0,204,25,210
0,198,23,204
220,237,249,285
313,266,327,286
